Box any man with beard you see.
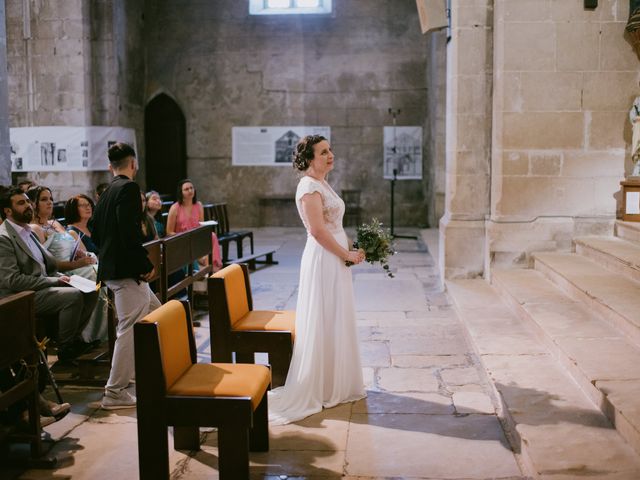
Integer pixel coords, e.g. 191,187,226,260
0,187,97,360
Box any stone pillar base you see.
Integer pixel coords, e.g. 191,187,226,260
439,216,486,281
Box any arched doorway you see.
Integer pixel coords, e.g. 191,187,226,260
144,94,186,198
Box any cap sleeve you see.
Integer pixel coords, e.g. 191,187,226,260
295,176,324,202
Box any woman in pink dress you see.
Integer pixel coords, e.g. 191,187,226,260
166,179,222,269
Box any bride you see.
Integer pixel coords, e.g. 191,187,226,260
268,135,366,425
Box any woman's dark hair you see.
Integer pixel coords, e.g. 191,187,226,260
293,135,326,172
64,194,94,224
176,179,197,205
26,186,53,220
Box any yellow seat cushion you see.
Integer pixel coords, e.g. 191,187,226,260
167,363,271,410
233,310,295,340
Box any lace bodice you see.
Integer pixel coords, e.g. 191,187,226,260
296,176,345,234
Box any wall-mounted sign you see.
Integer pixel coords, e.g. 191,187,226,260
383,126,423,180
10,126,137,172
232,126,331,166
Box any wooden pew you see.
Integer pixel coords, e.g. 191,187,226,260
205,203,253,262
0,291,56,467
157,225,214,306
223,247,279,271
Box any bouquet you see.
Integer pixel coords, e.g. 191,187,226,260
346,218,395,278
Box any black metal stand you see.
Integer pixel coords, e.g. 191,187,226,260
389,169,417,240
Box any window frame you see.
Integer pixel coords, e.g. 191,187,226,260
249,0,332,16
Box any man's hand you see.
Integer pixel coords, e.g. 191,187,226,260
58,275,71,286
141,267,156,282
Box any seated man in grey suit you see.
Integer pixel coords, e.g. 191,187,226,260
0,187,98,361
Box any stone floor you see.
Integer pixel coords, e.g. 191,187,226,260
2,227,527,480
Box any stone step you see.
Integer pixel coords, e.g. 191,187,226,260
492,269,640,457
447,279,640,479
574,235,640,284
616,220,640,245
533,252,640,347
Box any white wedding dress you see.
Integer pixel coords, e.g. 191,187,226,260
268,175,366,425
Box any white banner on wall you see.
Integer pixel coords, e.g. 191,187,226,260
383,126,423,180
10,126,138,172
232,126,331,166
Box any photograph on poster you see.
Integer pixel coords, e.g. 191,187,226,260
10,126,137,172
41,143,55,166
383,126,422,180
232,126,331,166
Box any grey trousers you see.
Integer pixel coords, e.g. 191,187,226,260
105,279,161,395
34,286,99,350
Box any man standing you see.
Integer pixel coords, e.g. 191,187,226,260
0,187,98,360
90,143,160,410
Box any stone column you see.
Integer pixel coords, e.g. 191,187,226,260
439,0,493,279
0,2,11,185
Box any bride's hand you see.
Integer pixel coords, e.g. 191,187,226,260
345,250,365,265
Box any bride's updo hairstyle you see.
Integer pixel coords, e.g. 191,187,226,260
293,135,327,171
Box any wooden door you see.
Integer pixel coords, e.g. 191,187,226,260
144,94,186,199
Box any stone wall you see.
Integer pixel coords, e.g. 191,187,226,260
488,0,635,270
441,0,639,279
144,0,431,227
6,0,145,200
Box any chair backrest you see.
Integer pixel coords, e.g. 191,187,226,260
341,189,361,208
202,203,216,222
138,300,194,390
212,203,230,235
0,291,36,370
211,264,251,327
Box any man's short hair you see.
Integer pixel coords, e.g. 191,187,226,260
0,186,25,220
107,142,136,170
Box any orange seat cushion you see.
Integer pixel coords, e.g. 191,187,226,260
233,310,295,340
212,264,250,328
141,300,192,389
167,363,271,410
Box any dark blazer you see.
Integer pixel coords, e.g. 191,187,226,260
89,175,153,281
0,221,59,297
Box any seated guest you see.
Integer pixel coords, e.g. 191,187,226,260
144,190,165,238
140,192,158,243
166,179,222,269
17,179,35,192
65,194,98,254
95,182,109,201
27,186,96,272
0,187,98,360
26,186,66,242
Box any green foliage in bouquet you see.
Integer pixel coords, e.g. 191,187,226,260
347,218,395,278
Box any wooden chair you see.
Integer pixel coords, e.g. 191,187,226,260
0,291,54,466
218,203,254,258
209,203,253,262
342,189,362,227
208,263,294,387
134,300,270,480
